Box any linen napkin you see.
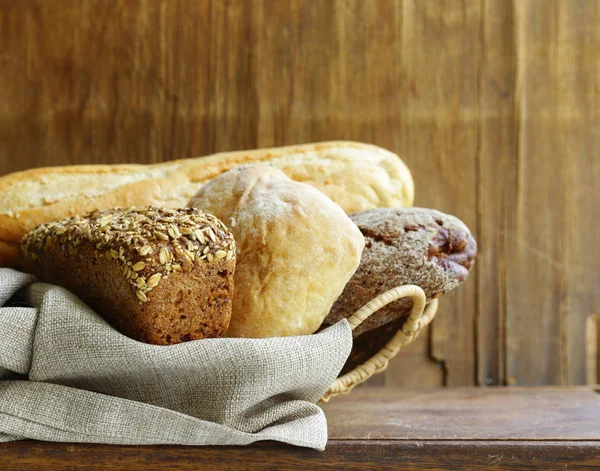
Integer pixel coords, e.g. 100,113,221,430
0,268,352,450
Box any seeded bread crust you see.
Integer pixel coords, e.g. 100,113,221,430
19,207,236,345
323,208,477,338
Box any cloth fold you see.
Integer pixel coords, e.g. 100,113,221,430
0,268,352,449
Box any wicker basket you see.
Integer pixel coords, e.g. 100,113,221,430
320,285,439,402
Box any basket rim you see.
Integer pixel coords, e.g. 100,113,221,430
319,285,438,403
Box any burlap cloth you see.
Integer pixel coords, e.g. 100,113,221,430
0,268,353,450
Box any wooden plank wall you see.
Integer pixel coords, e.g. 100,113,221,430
1,0,598,386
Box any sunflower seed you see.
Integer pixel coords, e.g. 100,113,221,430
154,231,169,241
168,226,181,239
194,229,206,244
159,248,168,265
147,273,162,288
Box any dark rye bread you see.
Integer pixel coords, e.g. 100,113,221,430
19,207,236,345
323,207,477,338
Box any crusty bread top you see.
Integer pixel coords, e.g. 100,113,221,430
0,141,413,266
323,207,477,337
19,206,235,303
188,164,365,338
0,164,178,214
350,207,477,288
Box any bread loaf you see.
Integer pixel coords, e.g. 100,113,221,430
188,164,365,338
0,142,413,267
323,208,477,337
19,207,236,345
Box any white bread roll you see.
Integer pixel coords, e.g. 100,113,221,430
188,164,365,338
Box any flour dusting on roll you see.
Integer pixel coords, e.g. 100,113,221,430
188,164,365,338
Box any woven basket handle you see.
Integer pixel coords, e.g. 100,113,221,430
320,285,438,403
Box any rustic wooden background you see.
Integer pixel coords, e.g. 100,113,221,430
1,0,598,387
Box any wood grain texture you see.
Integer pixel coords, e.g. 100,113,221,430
476,0,516,387
586,314,600,384
3,388,600,470
505,0,600,385
0,0,598,386
4,441,600,471
323,387,600,440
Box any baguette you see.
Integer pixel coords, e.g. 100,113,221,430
0,142,413,266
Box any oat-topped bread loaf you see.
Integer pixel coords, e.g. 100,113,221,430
188,164,365,338
323,207,477,337
19,207,236,345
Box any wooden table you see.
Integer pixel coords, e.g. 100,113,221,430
3,387,599,470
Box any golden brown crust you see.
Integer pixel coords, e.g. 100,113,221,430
188,164,365,338
0,141,413,266
19,207,235,345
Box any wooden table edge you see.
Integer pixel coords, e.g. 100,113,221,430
3,439,600,471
